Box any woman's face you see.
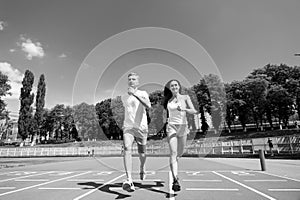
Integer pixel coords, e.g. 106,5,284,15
169,80,180,95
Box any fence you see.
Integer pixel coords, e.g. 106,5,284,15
0,134,299,157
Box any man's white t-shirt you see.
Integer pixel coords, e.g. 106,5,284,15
121,90,149,131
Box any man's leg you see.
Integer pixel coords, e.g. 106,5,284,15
136,137,147,180
123,132,134,181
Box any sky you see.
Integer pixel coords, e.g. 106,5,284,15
0,0,300,117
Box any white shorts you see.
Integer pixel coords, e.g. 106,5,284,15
123,127,148,145
166,123,189,137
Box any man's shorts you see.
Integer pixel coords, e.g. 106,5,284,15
166,123,189,137
123,127,148,145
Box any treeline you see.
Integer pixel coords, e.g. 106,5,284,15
1,63,299,142
96,64,300,139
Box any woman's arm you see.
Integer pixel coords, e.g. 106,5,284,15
179,95,197,114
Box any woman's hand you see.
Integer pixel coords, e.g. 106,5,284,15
177,106,186,112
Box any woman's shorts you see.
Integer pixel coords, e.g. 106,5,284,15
166,123,189,137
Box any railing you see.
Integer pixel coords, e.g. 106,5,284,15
0,134,299,157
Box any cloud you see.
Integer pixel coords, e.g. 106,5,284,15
18,35,45,60
0,62,24,99
0,21,6,31
59,53,67,58
9,49,16,53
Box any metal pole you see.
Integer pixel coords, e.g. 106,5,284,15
259,149,266,171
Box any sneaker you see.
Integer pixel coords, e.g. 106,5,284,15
139,171,146,180
122,180,135,192
172,177,181,192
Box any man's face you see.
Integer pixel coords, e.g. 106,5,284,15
128,75,139,87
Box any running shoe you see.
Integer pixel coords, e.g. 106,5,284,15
122,180,135,192
139,171,146,180
172,177,181,192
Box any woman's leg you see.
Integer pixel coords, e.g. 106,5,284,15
168,134,178,180
177,135,187,158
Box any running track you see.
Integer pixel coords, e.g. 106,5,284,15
0,157,299,200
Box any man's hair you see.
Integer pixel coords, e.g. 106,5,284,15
128,72,139,78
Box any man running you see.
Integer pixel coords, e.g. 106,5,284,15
121,72,151,192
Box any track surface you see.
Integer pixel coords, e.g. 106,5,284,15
0,157,299,200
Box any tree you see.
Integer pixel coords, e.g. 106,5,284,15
204,74,226,133
0,72,11,119
74,102,101,140
286,66,300,120
243,77,269,130
34,74,46,143
267,85,294,128
148,90,165,135
228,81,251,132
18,70,35,141
193,78,211,133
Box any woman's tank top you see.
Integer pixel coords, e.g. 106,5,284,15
167,97,187,124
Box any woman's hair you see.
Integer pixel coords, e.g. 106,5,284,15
163,79,182,109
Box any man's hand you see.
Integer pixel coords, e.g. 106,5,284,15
128,87,136,95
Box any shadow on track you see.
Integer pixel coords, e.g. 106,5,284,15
77,181,177,199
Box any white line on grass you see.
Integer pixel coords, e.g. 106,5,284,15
257,171,300,182
0,171,53,183
73,174,125,200
213,171,277,200
0,171,91,197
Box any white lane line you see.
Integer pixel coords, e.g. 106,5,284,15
244,180,287,182
0,171,91,197
0,187,16,190
39,187,82,190
73,174,125,200
0,171,53,183
67,179,104,182
268,189,300,192
110,187,162,191
213,171,277,200
168,171,175,200
186,188,239,191
183,179,222,182
7,172,37,176
257,171,300,182
132,179,162,182
0,171,18,176
15,179,49,182
49,172,74,176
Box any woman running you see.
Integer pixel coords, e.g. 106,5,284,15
163,79,197,192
